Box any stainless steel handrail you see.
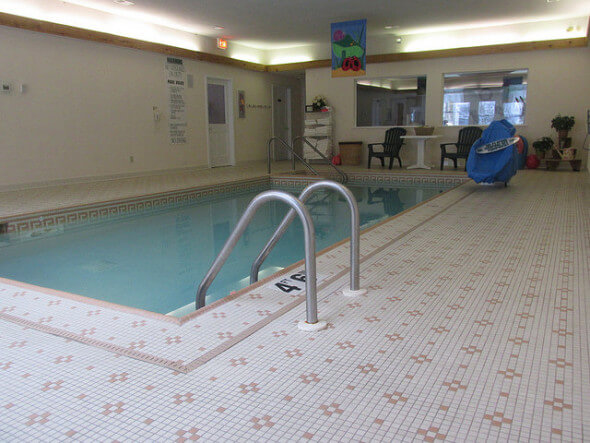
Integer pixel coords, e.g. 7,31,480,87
195,190,322,325
293,136,348,183
250,180,364,295
267,137,318,176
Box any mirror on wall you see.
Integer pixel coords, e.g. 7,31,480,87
356,76,426,127
442,69,528,126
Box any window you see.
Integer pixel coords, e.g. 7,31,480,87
356,76,426,127
442,69,527,126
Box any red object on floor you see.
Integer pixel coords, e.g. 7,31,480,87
332,155,342,165
525,154,540,169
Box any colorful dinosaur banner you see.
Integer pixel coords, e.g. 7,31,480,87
331,19,366,78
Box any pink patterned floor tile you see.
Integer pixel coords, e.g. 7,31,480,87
0,170,589,441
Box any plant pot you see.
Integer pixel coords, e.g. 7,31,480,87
558,137,572,149
561,148,576,161
557,129,569,140
535,150,545,159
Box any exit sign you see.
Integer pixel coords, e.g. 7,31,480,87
217,38,227,50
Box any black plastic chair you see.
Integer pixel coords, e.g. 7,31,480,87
368,127,407,169
440,126,483,170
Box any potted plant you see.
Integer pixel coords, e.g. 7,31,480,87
551,114,575,145
532,137,554,159
312,95,327,111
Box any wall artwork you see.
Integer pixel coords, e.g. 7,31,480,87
331,19,366,78
238,90,246,118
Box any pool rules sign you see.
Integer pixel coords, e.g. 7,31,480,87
166,57,187,144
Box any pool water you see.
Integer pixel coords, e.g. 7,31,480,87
0,183,450,315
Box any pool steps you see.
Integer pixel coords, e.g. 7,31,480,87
250,180,365,296
267,136,348,183
195,189,326,331
196,181,365,331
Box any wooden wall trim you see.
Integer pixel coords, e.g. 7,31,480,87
0,12,267,72
267,37,588,72
1,12,587,74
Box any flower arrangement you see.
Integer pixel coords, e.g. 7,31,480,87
312,95,327,111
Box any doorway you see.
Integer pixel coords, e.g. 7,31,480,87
271,84,292,161
207,77,235,167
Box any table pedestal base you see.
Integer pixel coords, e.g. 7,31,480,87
407,163,431,170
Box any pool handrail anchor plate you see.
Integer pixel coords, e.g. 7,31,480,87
342,288,368,297
250,180,365,296
195,190,326,329
298,319,328,332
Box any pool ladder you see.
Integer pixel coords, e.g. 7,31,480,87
195,180,365,331
268,137,348,183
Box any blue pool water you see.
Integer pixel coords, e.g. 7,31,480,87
0,183,451,315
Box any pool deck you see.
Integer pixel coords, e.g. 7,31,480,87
1,164,589,441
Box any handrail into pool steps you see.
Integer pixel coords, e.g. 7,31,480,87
195,190,327,332
267,137,319,176
292,136,348,183
250,180,366,297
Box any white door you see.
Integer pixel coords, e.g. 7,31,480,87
272,85,292,161
207,78,234,167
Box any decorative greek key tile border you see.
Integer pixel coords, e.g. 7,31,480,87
270,172,469,189
2,177,270,234
2,173,469,235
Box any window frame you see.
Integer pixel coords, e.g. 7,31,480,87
441,68,528,127
354,75,427,128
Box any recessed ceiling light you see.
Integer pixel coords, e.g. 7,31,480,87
113,0,135,5
213,25,224,30
385,25,400,30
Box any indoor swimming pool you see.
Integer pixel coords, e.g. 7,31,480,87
0,182,452,315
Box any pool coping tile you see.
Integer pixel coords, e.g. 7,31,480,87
0,176,474,372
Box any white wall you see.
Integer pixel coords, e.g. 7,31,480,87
0,25,302,188
306,45,590,169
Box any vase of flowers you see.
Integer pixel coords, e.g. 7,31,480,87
312,95,327,111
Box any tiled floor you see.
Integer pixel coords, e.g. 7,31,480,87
1,166,589,441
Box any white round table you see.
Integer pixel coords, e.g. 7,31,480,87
401,135,440,170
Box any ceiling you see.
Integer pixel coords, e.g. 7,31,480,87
1,0,589,57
